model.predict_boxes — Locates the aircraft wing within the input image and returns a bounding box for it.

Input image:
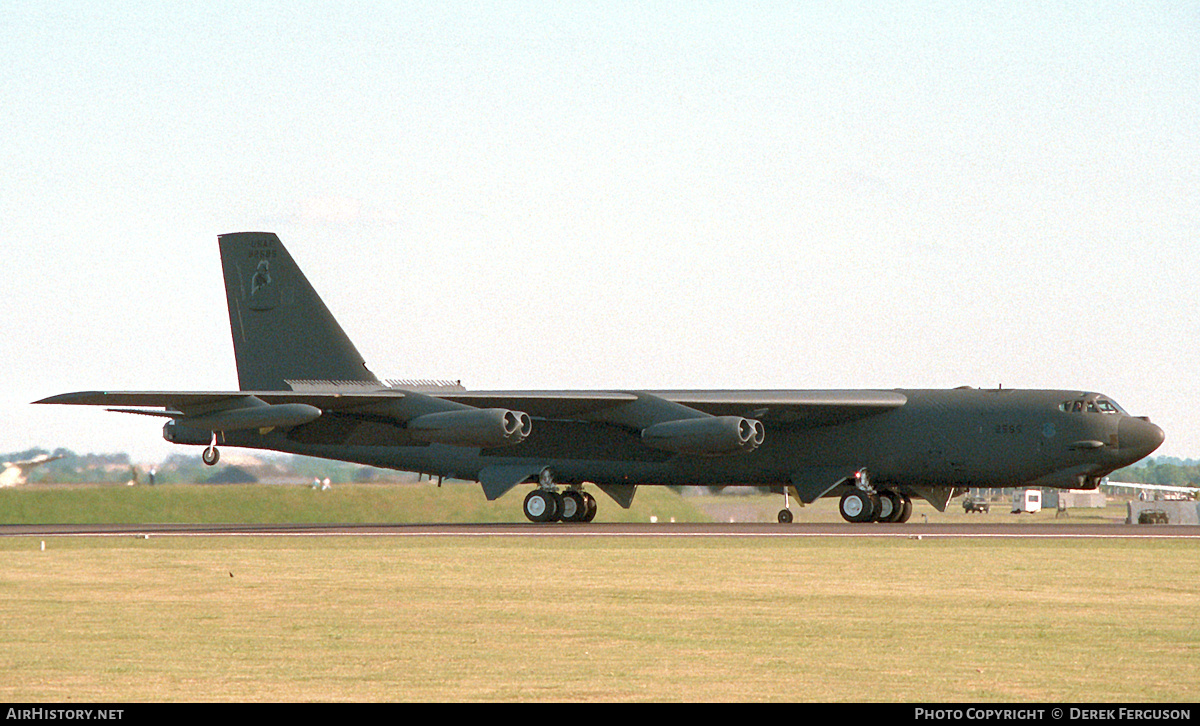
[37,388,906,428]
[654,389,907,426]
[34,389,637,418]
[37,390,412,412]
[441,389,907,427]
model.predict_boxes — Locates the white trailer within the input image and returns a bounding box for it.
[1011,489,1042,513]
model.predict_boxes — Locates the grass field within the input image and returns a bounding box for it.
[0,480,1144,525]
[0,481,704,525]
[1,534,1198,702]
[1,483,1196,702]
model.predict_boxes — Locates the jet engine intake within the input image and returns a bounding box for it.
[641,416,765,455]
[407,408,532,447]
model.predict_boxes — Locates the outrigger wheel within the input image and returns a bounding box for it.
[202,432,220,466]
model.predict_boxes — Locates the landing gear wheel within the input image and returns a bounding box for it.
[778,508,793,524]
[867,492,882,522]
[877,490,904,523]
[545,490,564,522]
[560,490,586,522]
[839,489,877,523]
[523,489,555,523]
[895,494,913,523]
[581,492,598,522]
[202,446,220,466]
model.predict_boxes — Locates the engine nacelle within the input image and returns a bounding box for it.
[641,416,765,455]
[163,421,211,446]
[176,403,323,432]
[407,408,532,448]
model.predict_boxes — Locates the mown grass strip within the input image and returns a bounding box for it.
[1,536,1196,702]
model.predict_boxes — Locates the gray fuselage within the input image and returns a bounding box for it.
[197,387,1162,497]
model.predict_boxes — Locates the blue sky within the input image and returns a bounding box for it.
[2,2,1197,462]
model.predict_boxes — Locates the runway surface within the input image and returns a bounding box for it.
[3,522,1199,538]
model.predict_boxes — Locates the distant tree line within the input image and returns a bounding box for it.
[2,447,132,483]
[1110,457,1200,487]
[9,447,1194,488]
[2,448,399,485]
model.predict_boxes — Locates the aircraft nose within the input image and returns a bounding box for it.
[1118,416,1165,458]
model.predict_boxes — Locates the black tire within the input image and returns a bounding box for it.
[877,490,904,523]
[202,446,220,466]
[778,508,793,524]
[523,490,553,523]
[560,490,586,522]
[545,490,564,522]
[582,492,598,522]
[866,492,882,522]
[839,490,876,523]
[896,495,913,523]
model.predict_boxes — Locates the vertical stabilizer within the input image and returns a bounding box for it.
[219,232,378,391]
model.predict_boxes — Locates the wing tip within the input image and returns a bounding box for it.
[33,391,109,405]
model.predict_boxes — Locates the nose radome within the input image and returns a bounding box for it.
[1118,416,1165,457]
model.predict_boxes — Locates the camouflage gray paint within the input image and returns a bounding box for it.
[38,233,1164,523]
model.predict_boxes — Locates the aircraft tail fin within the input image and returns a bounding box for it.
[218,232,378,391]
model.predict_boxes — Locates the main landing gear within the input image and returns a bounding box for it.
[837,470,912,524]
[523,469,598,523]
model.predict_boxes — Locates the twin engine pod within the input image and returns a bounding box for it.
[407,408,533,448]
[641,415,765,455]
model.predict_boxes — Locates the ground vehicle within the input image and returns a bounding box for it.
[1137,510,1169,524]
[963,496,990,513]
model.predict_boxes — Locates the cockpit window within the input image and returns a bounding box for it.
[1060,397,1126,415]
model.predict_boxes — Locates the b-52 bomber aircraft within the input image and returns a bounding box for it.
[38,233,1165,524]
